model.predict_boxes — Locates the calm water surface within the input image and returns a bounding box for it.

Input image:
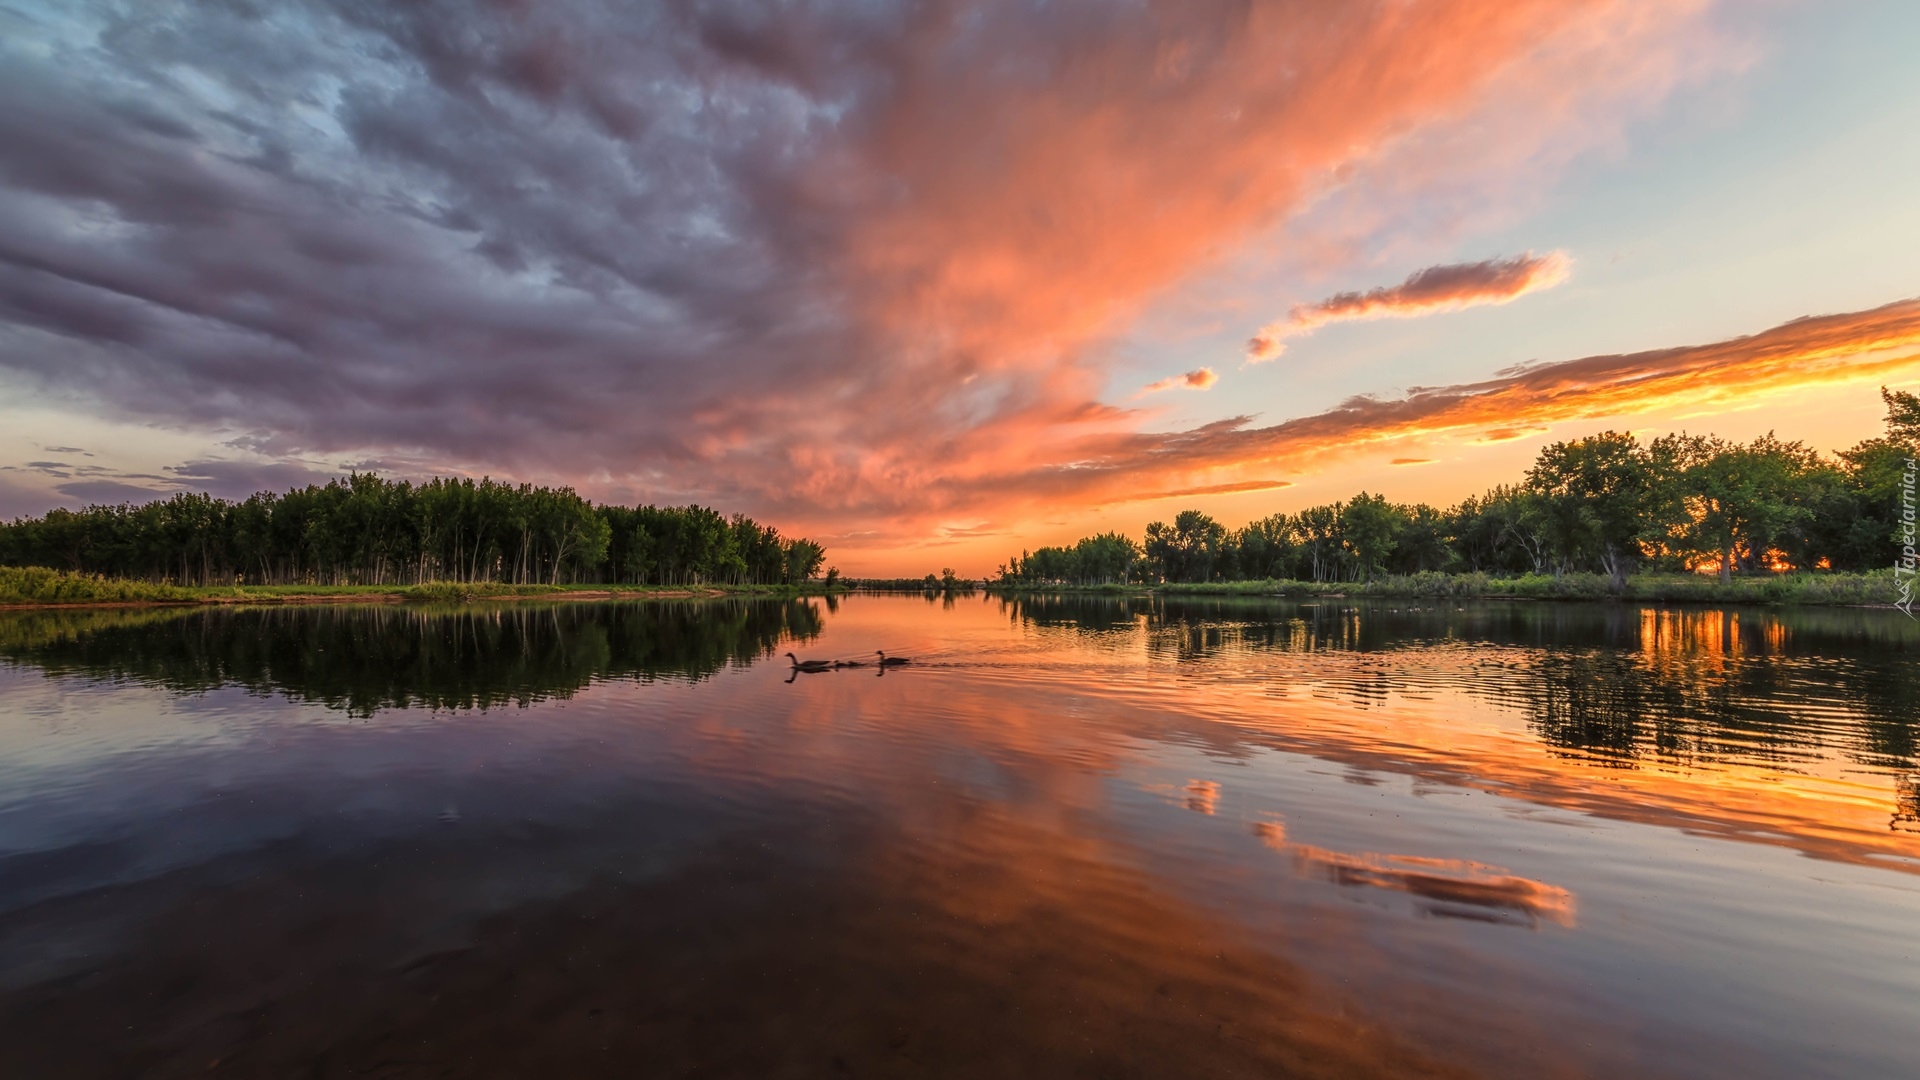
[1,595,1916,1078]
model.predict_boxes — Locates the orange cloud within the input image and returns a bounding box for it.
[819,296,1920,553]
[1475,426,1553,443]
[1248,252,1571,362]
[1138,368,1218,396]
[684,1,1728,550]
[1,0,1740,579]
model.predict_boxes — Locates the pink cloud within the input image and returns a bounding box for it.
[1003,298,1920,511]
[0,0,1741,576]
[1139,368,1218,396]
[808,296,1920,566]
[1248,252,1571,362]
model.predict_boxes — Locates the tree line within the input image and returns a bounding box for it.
[0,474,827,588]
[998,388,1920,588]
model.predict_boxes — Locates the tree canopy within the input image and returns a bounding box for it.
[0,475,825,588]
[996,388,1916,588]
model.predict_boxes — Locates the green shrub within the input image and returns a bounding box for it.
[399,581,566,602]
[999,568,1903,607]
[0,566,203,604]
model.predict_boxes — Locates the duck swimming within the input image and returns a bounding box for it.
[786,652,832,672]
[876,650,912,667]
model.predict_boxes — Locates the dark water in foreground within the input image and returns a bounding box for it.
[1,596,1916,1078]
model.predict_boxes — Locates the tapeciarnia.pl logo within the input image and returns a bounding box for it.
[1897,456,1916,618]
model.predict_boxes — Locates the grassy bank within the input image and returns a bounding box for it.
[1,567,207,604]
[992,569,1905,607]
[394,581,842,601]
[7,564,1902,609]
[0,567,849,607]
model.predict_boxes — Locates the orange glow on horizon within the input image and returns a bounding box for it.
[822,300,1920,575]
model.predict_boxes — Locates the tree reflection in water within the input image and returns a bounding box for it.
[0,600,824,717]
[1000,594,1920,775]
[5,595,1911,775]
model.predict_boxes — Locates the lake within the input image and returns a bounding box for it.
[1,595,1915,1078]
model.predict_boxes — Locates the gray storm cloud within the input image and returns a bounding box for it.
[0,1,1718,544]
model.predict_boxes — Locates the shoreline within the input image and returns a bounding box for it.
[0,584,851,612]
[984,589,1904,611]
[1,570,1904,612]
[979,570,1906,610]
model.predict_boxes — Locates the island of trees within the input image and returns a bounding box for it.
[997,388,1919,592]
[0,476,829,589]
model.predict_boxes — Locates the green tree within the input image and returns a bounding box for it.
[1525,432,1667,589]
[1072,532,1140,584]
[1234,514,1298,580]
[1338,493,1399,581]
[1295,505,1341,582]
[1659,433,1822,582]
[1816,387,1920,569]
[1144,510,1228,583]
[0,478,819,589]
[1389,503,1453,574]
[785,538,827,583]
[1881,385,1920,443]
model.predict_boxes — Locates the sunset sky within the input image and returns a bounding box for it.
[2,0,1918,575]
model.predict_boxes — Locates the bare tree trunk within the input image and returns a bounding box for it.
[1604,545,1627,592]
